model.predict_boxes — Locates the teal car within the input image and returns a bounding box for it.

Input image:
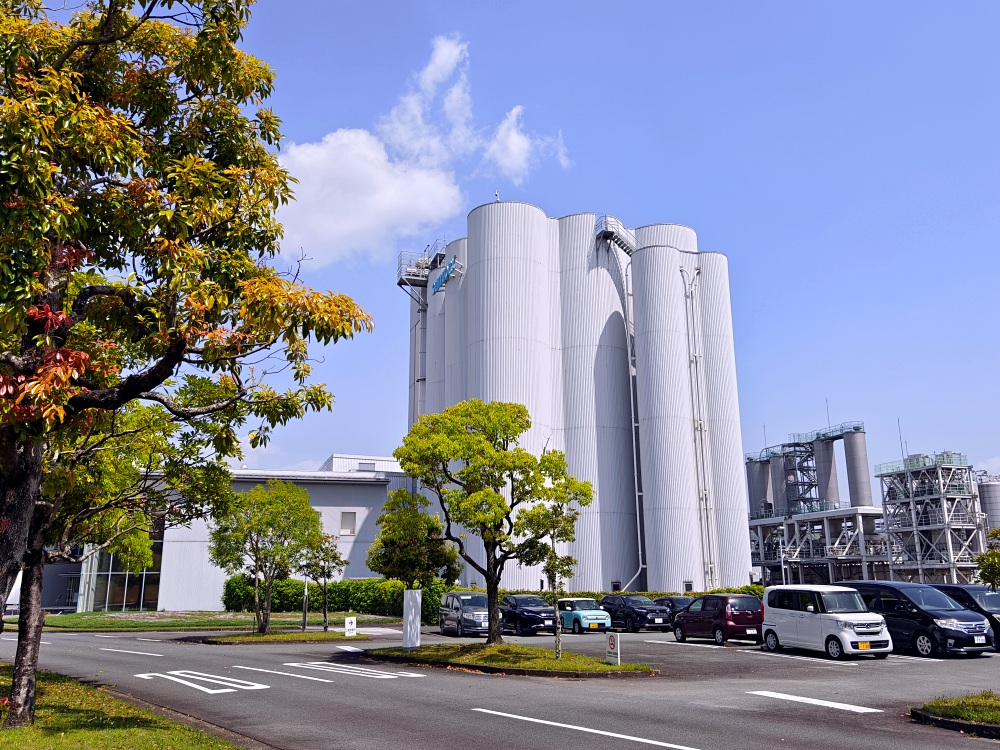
[558,598,612,634]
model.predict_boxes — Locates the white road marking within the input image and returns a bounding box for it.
[100,648,163,657]
[472,708,701,749]
[136,671,270,695]
[1,636,50,644]
[136,638,162,642]
[137,673,235,694]
[745,650,857,666]
[748,691,882,713]
[335,645,363,652]
[94,635,119,638]
[231,665,335,683]
[889,654,942,663]
[284,661,423,678]
[644,639,723,649]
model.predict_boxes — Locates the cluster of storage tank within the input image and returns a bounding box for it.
[746,426,874,515]
[405,201,752,592]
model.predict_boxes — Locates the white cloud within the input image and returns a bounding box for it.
[276,34,568,267]
[977,455,1000,475]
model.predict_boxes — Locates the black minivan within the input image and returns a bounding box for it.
[851,581,994,657]
[931,584,1000,652]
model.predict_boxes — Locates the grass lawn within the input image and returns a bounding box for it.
[202,630,371,645]
[923,691,1000,725]
[4,610,400,632]
[0,664,239,749]
[369,643,651,673]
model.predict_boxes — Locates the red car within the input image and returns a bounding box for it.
[673,594,763,645]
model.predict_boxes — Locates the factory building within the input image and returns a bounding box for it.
[747,422,889,585]
[398,201,752,592]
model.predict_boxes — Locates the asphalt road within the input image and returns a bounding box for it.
[2,625,998,750]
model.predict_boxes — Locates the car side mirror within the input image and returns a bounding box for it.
[806,604,815,613]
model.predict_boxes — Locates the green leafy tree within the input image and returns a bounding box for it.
[976,528,1000,592]
[367,489,461,590]
[0,0,371,727]
[393,400,593,644]
[209,479,322,635]
[299,533,347,631]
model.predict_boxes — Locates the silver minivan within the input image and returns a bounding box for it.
[762,584,893,660]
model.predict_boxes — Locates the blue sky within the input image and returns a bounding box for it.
[237,1,1000,485]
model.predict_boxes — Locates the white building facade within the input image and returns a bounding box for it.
[399,201,752,593]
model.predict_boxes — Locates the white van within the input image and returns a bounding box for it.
[762,584,893,660]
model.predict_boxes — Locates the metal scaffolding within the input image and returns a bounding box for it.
[877,452,987,584]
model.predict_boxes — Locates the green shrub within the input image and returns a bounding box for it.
[222,575,764,624]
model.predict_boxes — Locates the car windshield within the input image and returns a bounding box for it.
[971,590,1000,613]
[570,599,600,610]
[908,587,962,611]
[728,597,760,611]
[821,591,867,614]
[623,596,654,605]
[458,595,487,607]
[671,597,693,607]
[517,597,549,608]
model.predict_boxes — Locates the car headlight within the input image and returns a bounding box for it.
[835,620,854,630]
[634,608,647,614]
[934,618,963,630]
[462,613,475,620]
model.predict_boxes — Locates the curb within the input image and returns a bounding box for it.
[180,634,372,645]
[910,708,1000,740]
[366,652,658,678]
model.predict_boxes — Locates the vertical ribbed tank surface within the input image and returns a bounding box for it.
[814,439,841,505]
[843,431,873,507]
[465,202,555,589]
[424,264,447,416]
[746,460,772,514]
[631,242,703,591]
[978,482,1000,530]
[769,455,788,516]
[442,239,468,412]
[557,214,638,591]
[697,251,752,587]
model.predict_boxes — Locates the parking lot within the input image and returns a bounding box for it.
[3,626,997,749]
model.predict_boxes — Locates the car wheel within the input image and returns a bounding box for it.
[572,619,583,635]
[764,630,780,651]
[825,636,844,660]
[625,616,638,633]
[515,620,526,637]
[673,624,686,642]
[713,627,726,646]
[457,619,464,637]
[913,631,936,658]
[439,617,447,636]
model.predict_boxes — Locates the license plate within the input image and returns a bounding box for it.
[858,642,870,650]
[653,618,663,624]
[975,635,986,644]
[589,623,599,629]
[746,628,757,635]
[544,620,553,626]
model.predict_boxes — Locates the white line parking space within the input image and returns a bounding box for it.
[644,640,723,650]
[1,636,50,644]
[471,708,702,749]
[335,645,363,652]
[747,691,882,713]
[744,650,857,667]
[136,638,163,642]
[100,647,163,657]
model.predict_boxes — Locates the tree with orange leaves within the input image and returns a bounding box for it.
[0,0,372,726]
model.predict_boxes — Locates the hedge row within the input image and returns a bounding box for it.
[223,576,765,625]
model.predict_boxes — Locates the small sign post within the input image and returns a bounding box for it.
[605,631,620,666]
[344,616,357,638]
[403,589,422,649]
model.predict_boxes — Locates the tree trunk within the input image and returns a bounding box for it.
[485,546,502,644]
[0,431,43,634]
[252,572,262,634]
[260,577,272,634]
[322,574,329,632]
[3,544,44,727]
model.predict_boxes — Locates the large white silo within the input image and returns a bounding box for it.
[424,262,447,416]
[557,213,639,591]
[697,251,752,588]
[978,480,1000,530]
[631,242,704,592]
[442,238,468,411]
[465,201,559,589]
